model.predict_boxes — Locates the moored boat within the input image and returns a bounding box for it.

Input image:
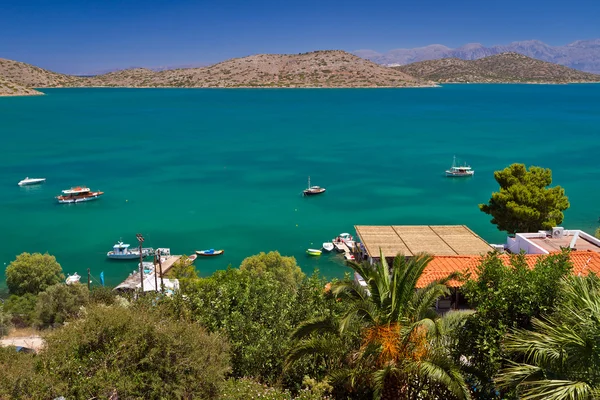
[57,186,104,203]
[307,248,322,256]
[196,249,224,257]
[18,177,46,186]
[65,273,81,285]
[303,176,326,196]
[107,241,153,260]
[322,242,334,252]
[187,254,198,262]
[445,156,474,177]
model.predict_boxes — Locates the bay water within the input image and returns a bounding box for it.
[1,85,599,288]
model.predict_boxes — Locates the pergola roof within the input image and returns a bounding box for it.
[354,225,492,258]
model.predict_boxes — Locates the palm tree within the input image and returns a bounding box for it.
[286,251,472,399]
[495,275,600,400]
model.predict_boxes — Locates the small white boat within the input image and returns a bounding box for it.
[18,177,46,186]
[187,254,198,262]
[65,273,81,285]
[344,253,355,261]
[322,242,334,252]
[107,241,153,260]
[307,248,322,256]
[445,156,474,177]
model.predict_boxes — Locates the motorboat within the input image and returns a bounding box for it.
[187,254,198,262]
[107,241,153,260]
[335,233,355,250]
[303,176,326,196]
[445,156,474,177]
[306,248,322,256]
[196,249,224,257]
[57,186,104,203]
[18,177,46,186]
[322,242,334,252]
[65,273,81,285]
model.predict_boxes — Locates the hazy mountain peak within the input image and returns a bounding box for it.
[353,39,600,74]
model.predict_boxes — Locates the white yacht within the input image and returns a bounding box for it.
[445,156,474,177]
[18,177,46,186]
[107,241,153,260]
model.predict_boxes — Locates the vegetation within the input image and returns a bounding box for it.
[496,275,600,399]
[240,251,304,292]
[34,282,89,328]
[5,252,64,296]
[458,250,573,398]
[479,164,570,234]
[288,252,472,399]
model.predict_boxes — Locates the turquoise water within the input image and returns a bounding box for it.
[1,85,599,288]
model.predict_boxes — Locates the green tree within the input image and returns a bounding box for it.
[0,303,12,337]
[479,164,569,234]
[35,283,89,328]
[3,294,37,327]
[173,265,344,387]
[289,252,472,399]
[37,304,230,399]
[495,275,600,399]
[459,251,573,398]
[5,252,64,296]
[166,255,199,292]
[595,227,600,239]
[240,251,304,292]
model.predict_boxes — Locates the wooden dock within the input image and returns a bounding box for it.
[114,255,181,291]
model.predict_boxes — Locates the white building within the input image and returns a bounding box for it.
[506,227,600,254]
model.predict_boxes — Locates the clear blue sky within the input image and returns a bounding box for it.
[1,0,599,74]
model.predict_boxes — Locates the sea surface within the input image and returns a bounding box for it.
[1,85,599,289]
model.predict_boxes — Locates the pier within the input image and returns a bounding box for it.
[114,254,182,292]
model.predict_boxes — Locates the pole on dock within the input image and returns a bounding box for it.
[87,268,91,290]
[157,249,164,293]
[136,233,145,293]
[153,253,158,292]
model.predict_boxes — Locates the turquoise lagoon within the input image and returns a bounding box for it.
[1,85,599,288]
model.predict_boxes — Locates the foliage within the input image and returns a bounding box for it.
[5,252,65,296]
[240,251,305,292]
[34,283,89,328]
[165,255,199,292]
[171,266,346,387]
[288,252,472,399]
[37,304,230,399]
[495,275,600,399]
[220,378,328,400]
[595,227,600,239]
[0,303,12,337]
[459,250,573,398]
[3,294,37,327]
[479,164,569,234]
[89,285,118,305]
[0,347,57,400]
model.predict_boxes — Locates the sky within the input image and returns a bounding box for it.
[1,0,599,74]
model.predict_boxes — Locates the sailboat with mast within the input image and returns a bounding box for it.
[445,156,474,177]
[303,176,326,196]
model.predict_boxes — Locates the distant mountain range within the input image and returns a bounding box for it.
[395,53,600,83]
[354,39,600,74]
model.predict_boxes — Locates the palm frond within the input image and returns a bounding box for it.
[518,379,592,400]
[291,316,338,340]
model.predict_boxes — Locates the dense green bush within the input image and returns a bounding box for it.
[3,293,37,327]
[34,283,89,328]
[5,252,64,296]
[37,304,230,399]
[458,250,573,398]
[0,303,12,337]
[221,378,328,400]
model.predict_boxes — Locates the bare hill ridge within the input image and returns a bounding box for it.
[85,51,430,88]
[395,53,600,83]
[0,76,43,97]
[0,51,432,93]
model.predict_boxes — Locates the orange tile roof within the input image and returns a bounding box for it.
[417,251,600,288]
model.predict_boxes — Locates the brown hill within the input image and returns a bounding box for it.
[85,51,431,88]
[0,76,43,97]
[0,58,81,88]
[395,53,600,83]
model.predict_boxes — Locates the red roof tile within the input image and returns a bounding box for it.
[417,251,600,288]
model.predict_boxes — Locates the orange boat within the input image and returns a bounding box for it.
[56,186,104,204]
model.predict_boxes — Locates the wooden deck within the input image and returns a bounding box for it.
[114,255,181,291]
